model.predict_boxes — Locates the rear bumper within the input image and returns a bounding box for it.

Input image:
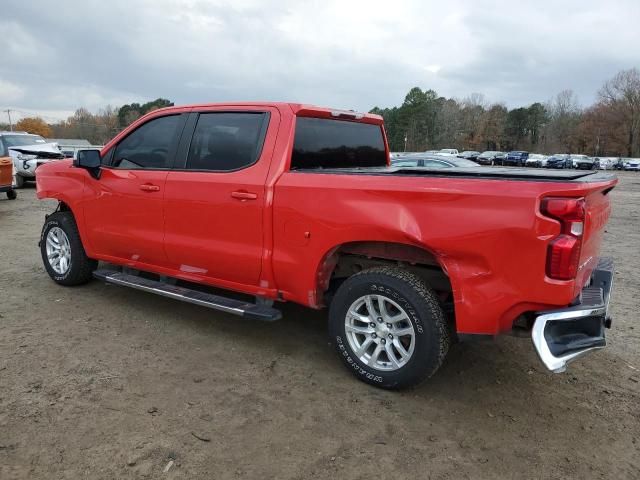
[532,257,614,373]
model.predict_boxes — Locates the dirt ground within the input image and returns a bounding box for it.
[0,173,639,480]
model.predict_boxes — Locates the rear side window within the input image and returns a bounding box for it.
[291,117,386,169]
[186,113,268,171]
[112,115,181,169]
[423,160,450,168]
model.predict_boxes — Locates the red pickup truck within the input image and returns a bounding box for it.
[36,102,616,389]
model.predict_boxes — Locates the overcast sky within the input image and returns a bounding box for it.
[1,0,639,123]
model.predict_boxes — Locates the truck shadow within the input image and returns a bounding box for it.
[95,279,584,409]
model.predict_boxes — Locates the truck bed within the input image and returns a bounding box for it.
[294,166,616,183]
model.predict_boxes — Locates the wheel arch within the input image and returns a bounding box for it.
[43,198,94,257]
[314,240,454,316]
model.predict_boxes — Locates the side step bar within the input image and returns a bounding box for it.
[93,269,282,321]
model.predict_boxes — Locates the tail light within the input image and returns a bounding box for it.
[541,197,585,280]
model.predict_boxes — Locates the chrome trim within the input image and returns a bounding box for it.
[531,257,613,373]
[532,312,605,373]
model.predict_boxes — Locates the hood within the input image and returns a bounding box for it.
[9,143,64,159]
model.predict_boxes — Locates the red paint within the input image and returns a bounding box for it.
[36,102,617,335]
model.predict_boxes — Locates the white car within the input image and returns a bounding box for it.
[436,148,459,157]
[525,154,548,167]
[624,158,640,171]
[596,157,617,170]
[0,131,64,188]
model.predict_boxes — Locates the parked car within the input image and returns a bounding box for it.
[570,155,593,169]
[36,102,617,389]
[596,157,618,170]
[436,148,459,156]
[611,158,626,170]
[476,151,505,165]
[624,158,640,171]
[457,150,480,160]
[392,155,479,168]
[0,131,65,188]
[0,156,17,200]
[546,154,572,169]
[503,151,529,167]
[525,154,547,168]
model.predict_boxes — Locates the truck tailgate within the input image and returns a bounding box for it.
[576,183,614,289]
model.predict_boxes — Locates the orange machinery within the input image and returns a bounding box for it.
[0,156,17,200]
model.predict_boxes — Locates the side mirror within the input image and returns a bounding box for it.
[75,149,101,179]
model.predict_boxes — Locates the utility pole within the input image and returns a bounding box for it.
[3,109,12,131]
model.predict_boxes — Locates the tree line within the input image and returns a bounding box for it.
[0,98,173,145]
[371,68,640,157]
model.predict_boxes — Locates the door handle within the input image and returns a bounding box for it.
[140,184,160,192]
[231,191,258,200]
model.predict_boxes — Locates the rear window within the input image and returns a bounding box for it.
[291,117,386,169]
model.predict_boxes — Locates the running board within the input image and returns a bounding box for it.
[93,269,282,321]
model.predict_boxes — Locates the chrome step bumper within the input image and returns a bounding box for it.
[532,257,614,373]
[93,269,282,321]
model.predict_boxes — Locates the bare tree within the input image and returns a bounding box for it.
[546,90,582,152]
[599,68,640,157]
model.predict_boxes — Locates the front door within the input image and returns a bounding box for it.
[83,113,185,267]
[163,109,277,286]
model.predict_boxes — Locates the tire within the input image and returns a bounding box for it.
[329,266,450,389]
[6,190,17,200]
[15,175,25,188]
[40,211,97,286]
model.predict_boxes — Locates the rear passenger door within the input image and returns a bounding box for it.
[163,108,278,286]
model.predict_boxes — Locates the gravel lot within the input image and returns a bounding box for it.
[1,173,639,479]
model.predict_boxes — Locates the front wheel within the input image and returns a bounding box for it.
[40,211,97,285]
[329,267,450,389]
[6,190,17,200]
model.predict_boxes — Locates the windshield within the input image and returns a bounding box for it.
[3,134,47,147]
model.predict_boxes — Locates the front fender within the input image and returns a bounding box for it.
[36,160,93,255]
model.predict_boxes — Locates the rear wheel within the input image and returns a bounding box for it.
[40,211,97,285]
[329,266,450,389]
[6,190,16,200]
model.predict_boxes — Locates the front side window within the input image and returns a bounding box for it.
[186,112,267,171]
[291,117,387,169]
[112,115,181,169]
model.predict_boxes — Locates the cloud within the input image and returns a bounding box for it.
[0,0,638,117]
[0,78,25,103]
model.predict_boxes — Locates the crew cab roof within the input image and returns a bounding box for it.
[142,102,384,125]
